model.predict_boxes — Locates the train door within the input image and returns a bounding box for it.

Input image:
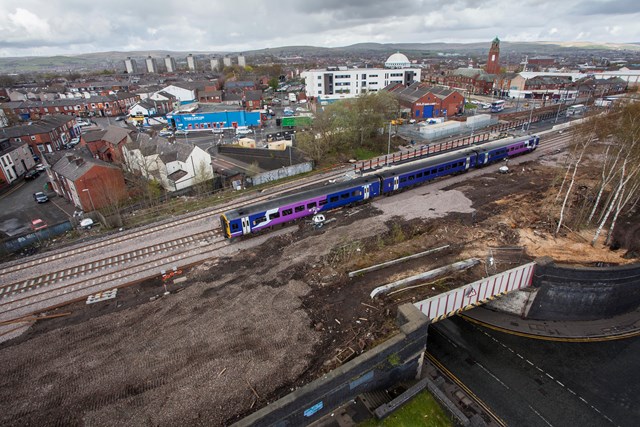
[393,176,399,191]
[241,217,251,235]
[363,185,370,200]
[465,156,471,170]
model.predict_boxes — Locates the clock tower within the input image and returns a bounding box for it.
[486,37,501,75]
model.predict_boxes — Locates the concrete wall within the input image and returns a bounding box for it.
[234,304,430,426]
[527,260,640,321]
[250,162,313,186]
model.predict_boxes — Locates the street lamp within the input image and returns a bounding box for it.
[82,188,95,212]
[387,121,392,157]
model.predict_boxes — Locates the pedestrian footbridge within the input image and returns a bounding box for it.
[414,262,536,322]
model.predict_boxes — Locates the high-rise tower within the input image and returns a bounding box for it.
[486,37,501,75]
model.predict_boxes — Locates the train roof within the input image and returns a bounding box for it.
[477,134,538,152]
[224,175,377,220]
[375,148,476,178]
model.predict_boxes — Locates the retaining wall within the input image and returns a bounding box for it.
[233,304,430,426]
[527,260,640,321]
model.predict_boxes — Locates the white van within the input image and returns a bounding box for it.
[236,127,253,136]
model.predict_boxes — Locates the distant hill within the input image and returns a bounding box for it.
[1,41,638,74]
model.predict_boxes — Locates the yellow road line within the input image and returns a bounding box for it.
[460,314,640,342]
[425,351,507,427]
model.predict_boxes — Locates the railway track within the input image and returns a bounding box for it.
[0,130,575,325]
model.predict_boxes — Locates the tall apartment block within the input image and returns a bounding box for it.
[124,57,138,74]
[210,57,221,71]
[164,55,177,73]
[187,54,197,71]
[145,56,158,73]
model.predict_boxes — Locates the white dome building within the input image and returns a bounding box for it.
[385,52,411,69]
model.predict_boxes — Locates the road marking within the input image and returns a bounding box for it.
[476,362,510,390]
[528,404,554,427]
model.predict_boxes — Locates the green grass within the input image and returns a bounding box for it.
[464,103,477,109]
[353,147,381,160]
[358,391,452,427]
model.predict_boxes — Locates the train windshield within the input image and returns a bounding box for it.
[220,214,231,238]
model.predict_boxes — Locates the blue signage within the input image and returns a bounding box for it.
[303,401,324,417]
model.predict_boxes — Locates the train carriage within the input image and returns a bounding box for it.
[221,134,541,240]
[377,149,477,194]
[221,176,381,238]
[476,135,539,165]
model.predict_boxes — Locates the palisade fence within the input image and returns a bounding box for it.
[0,221,74,256]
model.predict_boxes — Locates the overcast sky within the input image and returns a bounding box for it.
[0,0,638,57]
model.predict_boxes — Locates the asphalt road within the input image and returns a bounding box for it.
[0,173,74,237]
[428,316,639,427]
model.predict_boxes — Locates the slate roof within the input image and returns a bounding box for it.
[51,151,119,182]
[0,138,26,156]
[82,130,107,143]
[0,92,138,110]
[0,115,75,139]
[244,90,263,101]
[129,133,194,163]
[102,126,131,145]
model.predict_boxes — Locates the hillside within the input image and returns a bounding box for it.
[0,41,638,74]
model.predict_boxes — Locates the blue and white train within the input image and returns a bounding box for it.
[220,135,540,239]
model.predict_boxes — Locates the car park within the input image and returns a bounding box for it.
[24,170,39,180]
[33,192,49,203]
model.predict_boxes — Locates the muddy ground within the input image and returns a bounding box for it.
[0,160,637,426]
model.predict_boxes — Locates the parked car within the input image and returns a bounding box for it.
[35,163,46,172]
[80,218,94,229]
[33,192,49,203]
[174,130,189,136]
[159,129,174,137]
[66,137,81,148]
[212,128,224,134]
[115,116,126,121]
[30,218,47,231]
[236,127,253,136]
[24,170,39,180]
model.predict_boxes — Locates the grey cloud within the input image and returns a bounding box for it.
[575,0,640,15]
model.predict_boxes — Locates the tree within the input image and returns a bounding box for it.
[193,159,214,196]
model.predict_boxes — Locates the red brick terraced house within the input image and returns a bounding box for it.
[81,126,133,164]
[0,115,79,158]
[47,151,128,212]
[0,92,139,121]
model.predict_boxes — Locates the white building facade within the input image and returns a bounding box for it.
[302,52,421,104]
